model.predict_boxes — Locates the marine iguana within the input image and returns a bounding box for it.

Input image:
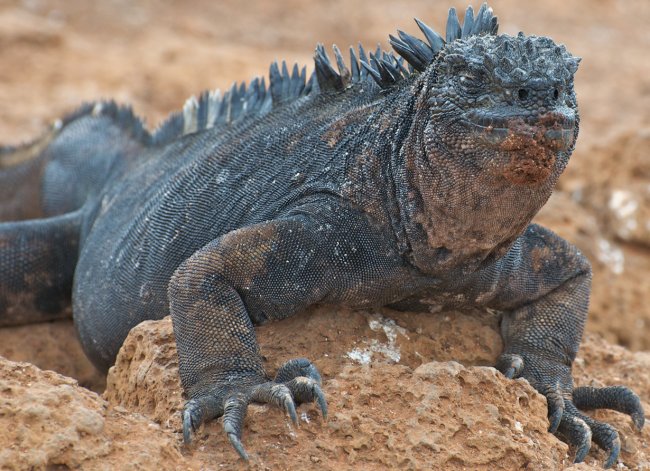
[0,3,644,467]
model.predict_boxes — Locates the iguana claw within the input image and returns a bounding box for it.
[227,432,249,461]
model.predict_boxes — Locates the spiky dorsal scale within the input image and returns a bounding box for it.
[305,70,319,95]
[446,8,462,43]
[461,6,474,39]
[332,45,351,86]
[349,46,361,82]
[414,18,445,54]
[269,61,285,104]
[358,43,369,80]
[389,3,498,79]
[389,34,427,72]
[360,59,383,85]
[153,2,506,145]
[196,91,211,130]
[314,44,345,91]
[289,64,307,98]
[389,30,435,73]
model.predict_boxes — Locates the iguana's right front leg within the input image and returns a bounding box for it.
[168,204,412,459]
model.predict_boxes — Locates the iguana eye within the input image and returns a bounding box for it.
[458,74,483,93]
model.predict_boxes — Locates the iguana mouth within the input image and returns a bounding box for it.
[462,110,576,185]
[465,110,575,151]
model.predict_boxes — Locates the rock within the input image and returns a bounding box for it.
[567,129,650,248]
[0,320,105,392]
[0,357,188,470]
[100,307,650,470]
[104,318,183,429]
[604,184,650,246]
[1,309,648,470]
[0,9,62,48]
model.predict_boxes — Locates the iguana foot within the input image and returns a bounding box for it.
[182,358,327,460]
[496,353,644,468]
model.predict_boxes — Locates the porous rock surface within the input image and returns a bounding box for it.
[2,309,650,470]
[0,358,184,470]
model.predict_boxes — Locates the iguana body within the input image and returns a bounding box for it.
[0,4,643,467]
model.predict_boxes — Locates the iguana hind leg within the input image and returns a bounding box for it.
[1,103,148,222]
[0,209,82,326]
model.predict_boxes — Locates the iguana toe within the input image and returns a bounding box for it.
[573,385,645,430]
[560,400,621,468]
[274,358,328,418]
[274,358,322,384]
[496,350,640,468]
[495,353,524,379]
[284,377,328,419]
[543,383,565,433]
[558,408,593,464]
[182,395,222,444]
[251,382,298,424]
[222,393,250,460]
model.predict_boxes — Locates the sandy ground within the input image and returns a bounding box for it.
[0,0,650,469]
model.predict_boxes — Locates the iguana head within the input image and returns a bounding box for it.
[423,31,580,185]
[375,4,582,270]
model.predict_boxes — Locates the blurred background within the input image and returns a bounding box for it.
[0,0,649,351]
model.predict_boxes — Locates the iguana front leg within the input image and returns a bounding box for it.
[461,224,643,468]
[168,202,412,459]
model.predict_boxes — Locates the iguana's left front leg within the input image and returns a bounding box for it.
[461,224,643,468]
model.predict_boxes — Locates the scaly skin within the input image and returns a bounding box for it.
[0,4,643,467]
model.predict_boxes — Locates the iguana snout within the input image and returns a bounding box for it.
[467,108,576,152]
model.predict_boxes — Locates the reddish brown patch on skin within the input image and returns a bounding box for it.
[496,118,559,185]
[216,224,279,287]
[321,106,372,148]
[323,120,345,148]
[530,245,553,273]
[343,149,388,225]
[286,126,308,153]
[378,112,393,133]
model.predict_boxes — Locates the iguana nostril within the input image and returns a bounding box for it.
[517,88,530,101]
[553,88,560,100]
